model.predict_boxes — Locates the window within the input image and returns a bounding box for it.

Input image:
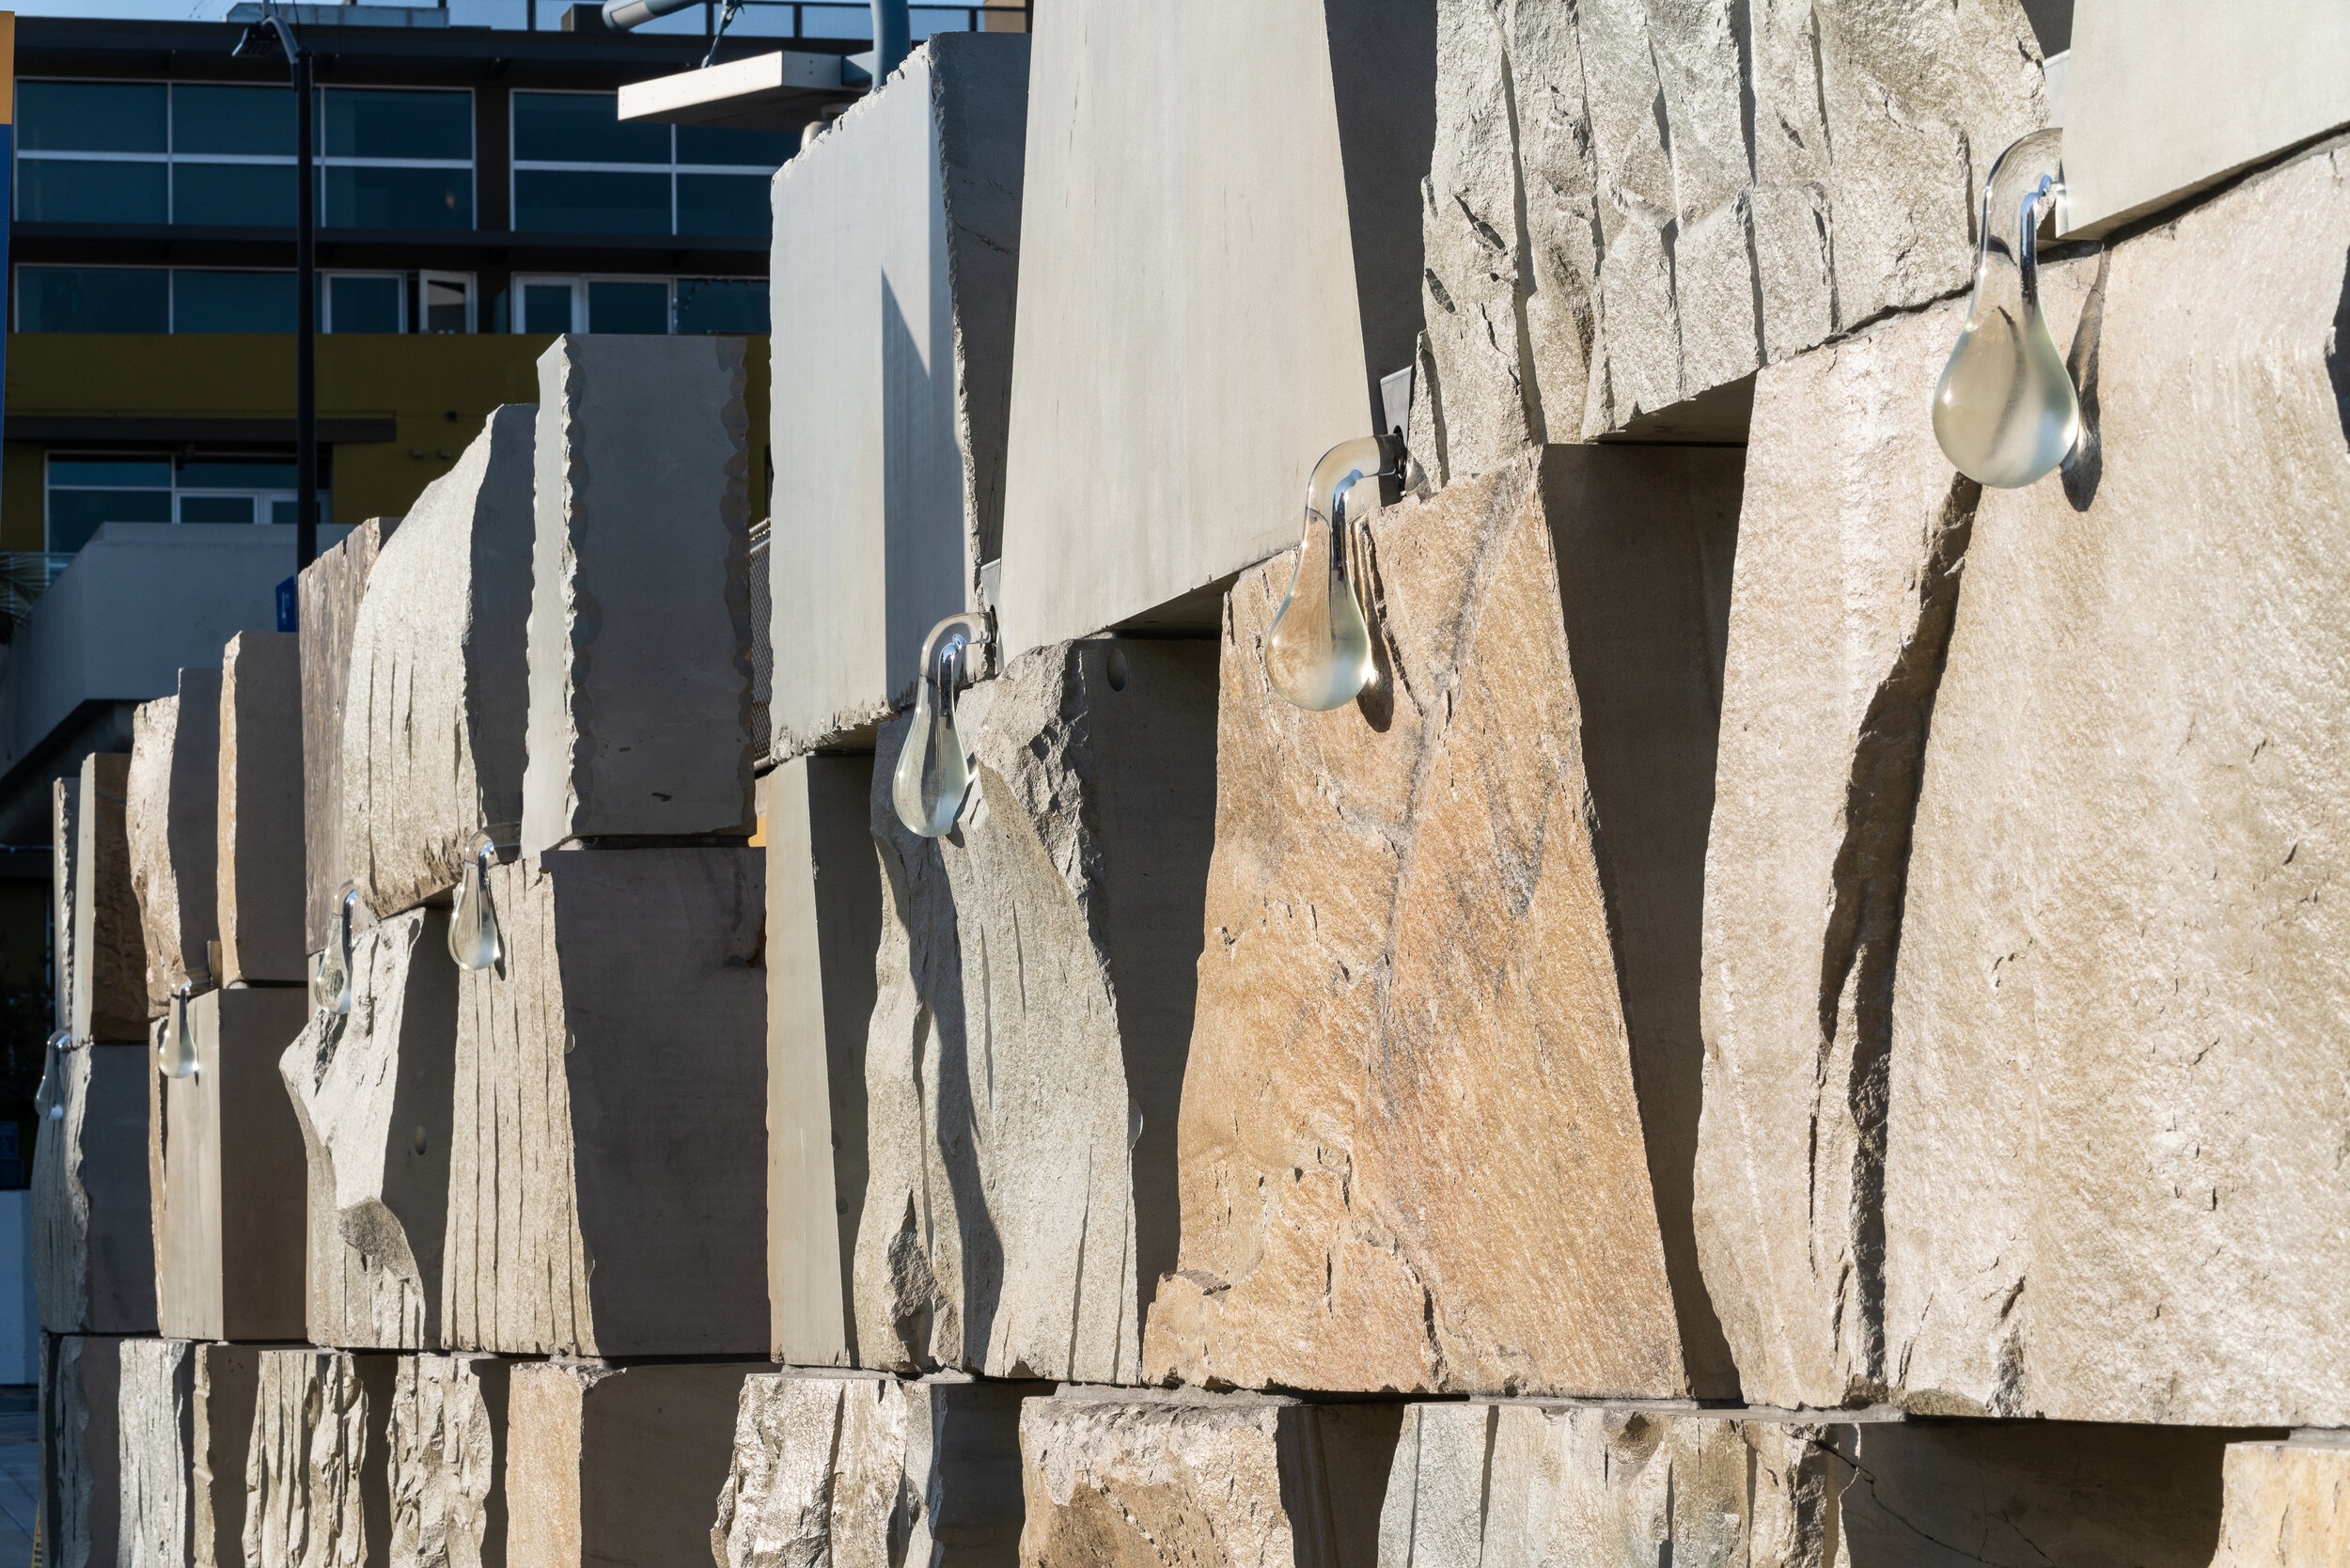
[17,264,478,334]
[509,274,768,336]
[17,266,167,332]
[44,453,322,553]
[172,269,294,333]
[510,91,785,238]
[322,272,405,333]
[321,87,474,229]
[420,271,476,333]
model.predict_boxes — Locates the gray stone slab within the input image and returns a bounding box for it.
[33,1043,155,1335]
[389,1353,509,1568]
[217,631,306,985]
[191,1343,260,1568]
[70,755,147,1043]
[993,0,1436,661]
[243,1349,396,1568]
[767,34,1028,759]
[39,1333,121,1568]
[342,408,534,918]
[51,779,73,1036]
[302,517,401,954]
[522,337,754,855]
[127,670,222,1013]
[116,1338,191,1568]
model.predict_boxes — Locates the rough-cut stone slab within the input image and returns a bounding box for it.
[70,755,148,1042]
[1378,1403,2247,1567]
[39,1333,123,1568]
[522,336,754,855]
[282,907,459,1350]
[341,408,534,918]
[244,1349,396,1568]
[158,986,309,1342]
[1885,142,2350,1427]
[763,755,880,1368]
[1689,296,1978,1413]
[768,35,1028,757]
[34,1041,155,1333]
[117,1338,192,1568]
[2210,1441,2350,1568]
[217,631,306,984]
[994,0,1436,660]
[128,670,223,1011]
[1418,0,2048,473]
[860,637,1216,1385]
[303,516,400,954]
[52,776,75,1033]
[1017,1389,1398,1567]
[507,1360,773,1568]
[446,847,765,1356]
[712,1371,1027,1566]
[1148,447,1741,1398]
[192,1343,262,1568]
[389,1354,509,1568]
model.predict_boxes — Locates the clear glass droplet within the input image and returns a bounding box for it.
[893,614,988,839]
[159,988,197,1080]
[1935,127,2080,489]
[449,833,503,972]
[1265,436,1392,711]
[37,1029,70,1121]
[313,882,358,1016]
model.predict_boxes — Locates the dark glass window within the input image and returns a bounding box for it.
[676,277,767,335]
[49,458,170,487]
[513,168,668,235]
[322,88,471,161]
[677,174,769,238]
[181,458,296,488]
[325,166,472,229]
[588,279,668,334]
[47,489,170,551]
[326,274,403,333]
[20,82,165,152]
[173,162,296,227]
[173,84,294,156]
[677,123,797,166]
[19,159,167,224]
[522,282,573,333]
[18,267,169,332]
[179,495,255,523]
[172,270,295,332]
[511,92,667,165]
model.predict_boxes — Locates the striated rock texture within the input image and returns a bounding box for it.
[127,670,223,1011]
[507,1360,772,1568]
[1418,0,2047,476]
[1148,447,1741,1398]
[244,1350,396,1568]
[522,336,754,855]
[1017,1389,1399,1568]
[1884,143,2350,1426]
[858,638,1217,1385]
[341,408,534,919]
[72,754,149,1042]
[302,517,401,954]
[282,908,460,1350]
[40,1334,123,1568]
[712,1372,1026,1566]
[389,1354,509,1568]
[1689,295,1979,1412]
[446,848,765,1356]
[33,1041,155,1333]
[2209,1442,2350,1568]
[193,1344,263,1568]
[217,631,307,983]
[117,1339,193,1568]
[52,776,75,1033]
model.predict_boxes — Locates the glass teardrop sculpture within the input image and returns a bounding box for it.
[449,833,502,972]
[1265,436,1392,711]
[37,1029,70,1121]
[159,989,197,1080]
[313,882,358,1016]
[1934,127,2080,489]
[892,614,989,839]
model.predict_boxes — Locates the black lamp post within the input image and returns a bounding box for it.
[233,3,319,572]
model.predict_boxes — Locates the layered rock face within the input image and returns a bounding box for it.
[244,1350,396,1568]
[302,516,401,954]
[339,406,534,917]
[34,1040,155,1333]
[1148,447,1741,1398]
[216,631,306,984]
[40,1334,124,1568]
[281,907,460,1350]
[2209,1441,2350,1568]
[445,847,765,1356]
[192,1343,262,1568]
[128,671,223,1010]
[858,638,1217,1384]
[116,1339,191,1568]
[1418,0,2048,477]
[68,754,147,1041]
[389,1354,509,1568]
[1016,1389,1399,1568]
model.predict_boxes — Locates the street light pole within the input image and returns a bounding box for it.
[234,3,318,570]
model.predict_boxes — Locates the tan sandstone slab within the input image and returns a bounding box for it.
[128,671,222,1012]
[859,637,1217,1385]
[1148,446,1741,1399]
[191,1343,262,1568]
[68,755,146,1043]
[52,776,73,1034]
[389,1354,510,1568]
[33,1041,154,1334]
[117,1339,191,1568]
[217,631,306,984]
[302,516,400,954]
[2208,1440,2350,1568]
[244,1349,396,1567]
[39,1333,123,1568]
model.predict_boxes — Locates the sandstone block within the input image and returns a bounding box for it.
[117,1338,191,1568]
[507,1360,773,1568]
[1885,141,2350,1426]
[33,1041,155,1334]
[995,0,1436,659]
[1016,1389,1398,1567]
[282,907,460,1350]
[446,847,765,1356]
[158,986,308,1341]
[522,336,753,855]
[52,776,74,1034]
[303,516,401,954]
[389,1354,509,1568]
[70,755,149,1042]
[2210,1441,2350,1568]
[763,756,881,1367]
[192,1343,262,1568]
[39,1333,122,1568]
[769,34,1028,758]
[244,1349,396,1568]
[128,670,223,1011]
[341,408,534,918]
[712,1371,1026,1566]
[218,631,306,984]
[1148,446,1740,1399]
[860,637,1216,1384]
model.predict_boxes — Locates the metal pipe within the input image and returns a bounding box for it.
[295,46,317,570]
[870,0,907,78]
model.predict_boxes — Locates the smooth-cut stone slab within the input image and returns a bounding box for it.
[1148,447,1740,1398]
[390,1354,509,1568]
[190,1343,262,1568]
[1017,1389,1399,1567]
[713,1371,1028,1566]
[217,631,306,984]
[40,1333,123,1568]
[861,637,1217,1384]
[1886,142,2350,1427]
[33,1042,156,1334]
[71,754,148,1042]
[446,847,765,1356]
[303,516,401,954]
[342,408,534,918]
[2209,1441,2350,1568]
[244,1349,396,1568]
[159,986,309,1342]
[1688,295,1978,1412]
[282,907,460,1351]
[128,671,223,1012]
[522,336,754,855]
[994,0,1436,660]
[117,1338,192,1568]
[507,1360,774,1568]
[768,34,1028,758]
[763,755,880,1368]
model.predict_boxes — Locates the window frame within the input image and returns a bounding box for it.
[509,87,778,238]
[419,269,478,334]
[321,268,409,334]
[42,449,308,550]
